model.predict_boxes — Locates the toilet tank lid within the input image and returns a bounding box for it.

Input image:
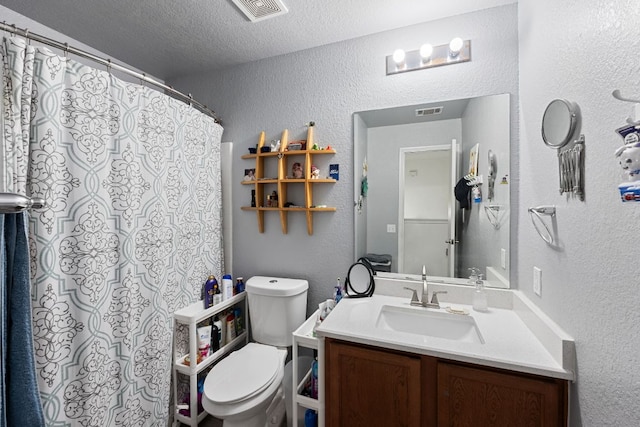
[246,276,308,297]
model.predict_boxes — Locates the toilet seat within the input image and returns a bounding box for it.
[204,343,281,404]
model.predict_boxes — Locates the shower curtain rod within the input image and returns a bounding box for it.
[0,192,46,213]
[0,22,221,123]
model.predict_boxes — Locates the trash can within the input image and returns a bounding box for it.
[283,355,313,427]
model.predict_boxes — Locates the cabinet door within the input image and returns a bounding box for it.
[326,339,421,427]
[437,361,568,426]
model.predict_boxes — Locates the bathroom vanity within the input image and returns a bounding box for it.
[325,339,567,426]
[316,289,574,426]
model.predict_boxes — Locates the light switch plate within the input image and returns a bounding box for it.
[533,267,542,296]
[501,248,506,269]
[387,224,396,233]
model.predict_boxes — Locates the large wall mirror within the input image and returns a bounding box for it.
[353,93,510,288]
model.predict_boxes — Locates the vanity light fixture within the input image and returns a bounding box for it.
[386,38,471,75]
[448,37,464,58]
[419,43,433,63]
[392,49,406,69]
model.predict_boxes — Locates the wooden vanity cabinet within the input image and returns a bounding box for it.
[437,361,568,426]
[325,339,422,427]
[325,338,569,427]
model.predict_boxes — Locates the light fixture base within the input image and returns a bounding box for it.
[386,39,471,75]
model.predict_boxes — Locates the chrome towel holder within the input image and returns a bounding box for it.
[0,193,46,214]
[528,205,556,245]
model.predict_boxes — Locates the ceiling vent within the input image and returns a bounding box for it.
[230,0,289,22]
[415,106,444,117]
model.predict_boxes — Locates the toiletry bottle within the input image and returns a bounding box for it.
[473,185,482,203]
[214,316,225,348]
[334,278,342,303]
[210,320,220,353]
[311,358,318,399]
[204,275,216,309]
[233,307,243,335]
[305,409,318,427]
[222,274,233,300]
[226,311,236,343]
[472,272,488,312]
[235,277,245,294]
[213,279,222,305]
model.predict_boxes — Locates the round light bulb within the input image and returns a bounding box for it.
[392,49,406,65]
[449,37,464,57]
[419,44,433,60]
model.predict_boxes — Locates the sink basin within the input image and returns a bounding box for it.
[375,305,484,344]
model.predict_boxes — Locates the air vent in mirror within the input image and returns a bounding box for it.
[415,106,443,117]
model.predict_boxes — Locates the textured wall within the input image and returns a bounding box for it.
[518,0,640,424]
[170,4,519,313]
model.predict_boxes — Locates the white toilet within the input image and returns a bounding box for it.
[202,276,308,427]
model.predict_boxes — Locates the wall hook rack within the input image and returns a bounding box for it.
[465,174,483,186]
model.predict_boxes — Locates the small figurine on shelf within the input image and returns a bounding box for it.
[292,162,303,179]
[311,165,320,179]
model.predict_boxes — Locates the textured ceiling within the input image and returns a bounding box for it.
[0,0,515,80]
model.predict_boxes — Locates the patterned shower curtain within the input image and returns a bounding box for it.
[2,36,223,426]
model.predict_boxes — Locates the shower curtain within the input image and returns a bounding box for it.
[1,36,223,426]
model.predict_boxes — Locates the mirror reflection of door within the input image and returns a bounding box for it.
[398,141,458,276]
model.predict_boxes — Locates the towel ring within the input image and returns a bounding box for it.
[528,206,556,244]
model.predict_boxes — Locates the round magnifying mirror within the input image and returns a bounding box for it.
[541,99,578,148]
[347,262,372,294]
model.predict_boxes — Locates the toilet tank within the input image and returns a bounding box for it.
[245,276,308,347]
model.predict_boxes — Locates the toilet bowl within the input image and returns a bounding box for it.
[202,276,309,427]
[202,343,287,427]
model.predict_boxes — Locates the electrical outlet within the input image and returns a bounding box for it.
[387,224,396,233]
[501,248,506,269]
[533,267,542,296]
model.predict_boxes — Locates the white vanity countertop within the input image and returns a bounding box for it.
[315,293,575,381]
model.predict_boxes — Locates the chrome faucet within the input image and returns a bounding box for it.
[421,265,428,305]
[403,265,447,308]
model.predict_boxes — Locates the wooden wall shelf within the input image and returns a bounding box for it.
[241,126,336,235]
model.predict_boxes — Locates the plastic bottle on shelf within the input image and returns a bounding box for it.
[213,316,224,349]
[233,307,243,335]
[304,409,318,427]
[311,358,318,399]
[210,320,220,353]
[226,311,236,343]
[203,275,216,309]
[222,274,233,300]
[235,277,245,294]
[213,280,222,305]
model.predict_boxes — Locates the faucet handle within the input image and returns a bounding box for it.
[430,290,448,305]
[404,287,419,304]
